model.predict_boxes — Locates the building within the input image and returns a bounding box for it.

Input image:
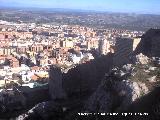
[86,38,99,50]
[16,46,29,53]
[30,44,44,52]
[7,56,19,68]
[0,56,19,68]
[0,47,16,56]
[98,37,111,55]
[0,32,13,40]
[69,52,83,64]
[60,39,74,48]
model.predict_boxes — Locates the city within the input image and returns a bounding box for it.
[0,0,160,120]
[0,19,145,89]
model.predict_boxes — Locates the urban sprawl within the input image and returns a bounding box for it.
[0,20,144,89]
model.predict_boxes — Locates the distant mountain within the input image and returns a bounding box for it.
[0,6,102,13]
[0,8,160,31]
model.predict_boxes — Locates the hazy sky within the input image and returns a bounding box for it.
[0,0,160,14]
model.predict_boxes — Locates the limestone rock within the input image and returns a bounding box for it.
[84,86,112,113]
[136,53,150,64]
[114,80,148,111]
[149,67,157,71]
[84,68,149,113]
[122,64,133,72]
[17,101,62,120]
[147,76,157,83]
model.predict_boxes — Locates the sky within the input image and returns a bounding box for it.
[0,0,160,14]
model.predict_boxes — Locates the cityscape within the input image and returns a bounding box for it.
[0,0,160,120]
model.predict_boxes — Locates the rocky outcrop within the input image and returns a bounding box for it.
[84,84,113,113]
[127,87,160,120]
[0,89,26,113]
[135,53,150,64]
[84,65,149,113]
[17,101,62,120]
[135,29,160,57]
[0,85,49,119]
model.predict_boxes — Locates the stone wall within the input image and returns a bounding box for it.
[135,29,160,57]
[62,53,114,96]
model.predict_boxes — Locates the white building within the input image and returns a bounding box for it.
[98,37,111,55]
[69,52,84,64]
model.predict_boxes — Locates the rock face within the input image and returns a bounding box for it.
[135,29,160,57]
[49,66,66,100]
[114,80,148,111]
[84,65,149,113]
[127,87,160,120]
[84,85,113,113]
